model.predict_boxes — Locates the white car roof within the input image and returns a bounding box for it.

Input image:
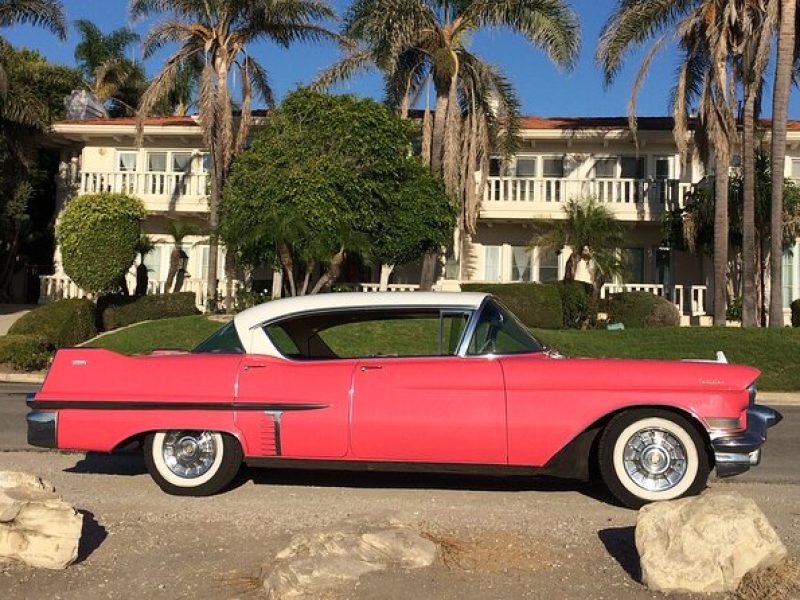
[233,291,490,356]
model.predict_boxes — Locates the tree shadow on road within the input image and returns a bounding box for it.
[77,510,107,563]
[64,452,146,476]
[598,526,640,582]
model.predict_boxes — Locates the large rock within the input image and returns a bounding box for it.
[262,526,438,599]
[636,491,787,594]
[0,471,83,570]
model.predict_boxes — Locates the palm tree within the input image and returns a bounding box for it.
[159,219,201,293]
[73,19,142,112]
[529,198,626,293]
[133,234,155,296]
[598,1,744,326]
[132,0,340,309]
[0,0,66,96]
[769,0,796,327]
[316,0,580,289]
[737,2,775,327]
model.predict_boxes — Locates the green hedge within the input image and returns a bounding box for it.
[0,335,51,371]
[606,291,680,328]
[9,299,98,347]
[553,281,597,329]
[98,292,199,331]
[461,283,563,329]
[792,299,800,327]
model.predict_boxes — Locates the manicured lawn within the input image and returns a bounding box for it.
[87,315,222,355]
[533,327,800,391]
[87,314,800,391]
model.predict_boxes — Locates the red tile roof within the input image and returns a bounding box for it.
[56,115,199,127]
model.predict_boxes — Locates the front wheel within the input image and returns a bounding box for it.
[144,430,242,496]
[598,409,710,509]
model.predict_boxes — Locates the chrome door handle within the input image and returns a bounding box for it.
[360,365,383,372]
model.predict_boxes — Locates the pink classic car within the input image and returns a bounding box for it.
[26,292,781,508]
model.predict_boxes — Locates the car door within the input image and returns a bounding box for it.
[235,355,355,459]
[350,355,507,464]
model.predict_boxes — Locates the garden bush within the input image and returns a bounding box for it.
[791,299,800,327]
[9,299,98,347]
[0,334,51,370]
[57,192,146,294]
[605,291,680,328]
[98,292,199,331]
[553,281,597,329]
[460,283,563,329]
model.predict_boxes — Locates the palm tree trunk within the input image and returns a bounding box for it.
[769,0,796,327]
[713,148,730,326]
[741,94,758,327]
[430,90,449,176]
[310,248,345,294]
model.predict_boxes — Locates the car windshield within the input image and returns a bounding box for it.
[192,321,246,354]
[466,298,543,356]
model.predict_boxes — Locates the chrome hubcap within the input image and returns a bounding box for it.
[162,431,217,479]
[623,428,687,492]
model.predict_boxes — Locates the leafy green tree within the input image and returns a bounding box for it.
[317,0,581,289]
[220,89,456,295]
[132,0,341,308]
[57,193,146,294]
[529,197,626,293]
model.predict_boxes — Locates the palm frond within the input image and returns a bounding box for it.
[311,47,374,91]
[0,0,66,39]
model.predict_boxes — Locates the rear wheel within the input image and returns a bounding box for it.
[598,409,709,509]
[144,430,242,496]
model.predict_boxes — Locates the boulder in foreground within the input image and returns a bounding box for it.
[636,491,786,593]
[0,471,83,570]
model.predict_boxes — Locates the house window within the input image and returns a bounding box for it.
[542,156,565,178]
[143,246,163,282]
[655,157,672,180]
[537,248,559,282]
[783,249,795,308]
[488,158,502,176]
[515,158,536,177]
[201,153,211,173]
[117,151,138,172]
[620,157,645,179]
[791,159,800,179]
[172,152,192,173]
[595,157,616,178]
[484,246,502,281]
[147,152,168,172]
[624,248,645,283]
[511,246,532,281]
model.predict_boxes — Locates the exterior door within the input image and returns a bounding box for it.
[350,356,507,464]
[234,355,355,458]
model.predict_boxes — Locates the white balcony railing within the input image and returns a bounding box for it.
[482,177,693,221]
[79,171,209,212]
[39,275,239,312]
[601,283,708,316]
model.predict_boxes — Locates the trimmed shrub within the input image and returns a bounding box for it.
[0,335,51,371]
[98,292,199,331]
[9,299,98,347]
[554,281,597,329]
[791,299,800,327]
[57,192,146,294]
[606,291,680,328]
[461,283,563,329]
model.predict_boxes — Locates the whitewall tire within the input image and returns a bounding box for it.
[598,409,710,509]
[144,430,242,496]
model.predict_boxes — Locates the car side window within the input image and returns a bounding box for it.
[467,300,543,356]
[263,309,472,360]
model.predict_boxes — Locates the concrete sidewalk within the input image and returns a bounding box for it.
[0,304,35,335]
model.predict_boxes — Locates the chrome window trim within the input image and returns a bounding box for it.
[457,296,545,358]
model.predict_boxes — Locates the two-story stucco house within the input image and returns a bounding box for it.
[43,113,800,322]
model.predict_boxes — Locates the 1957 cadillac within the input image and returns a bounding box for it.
[26,292,782,508]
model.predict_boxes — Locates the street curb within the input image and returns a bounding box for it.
[0,373,44,384]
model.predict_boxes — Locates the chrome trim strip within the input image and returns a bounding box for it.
[27,400,329,412]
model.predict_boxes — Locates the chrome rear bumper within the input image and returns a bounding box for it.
[25,394,58,449]
[712,405,783,477]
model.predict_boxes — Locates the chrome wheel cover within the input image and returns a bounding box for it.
[622,427,688,492]
[161,431,218,479]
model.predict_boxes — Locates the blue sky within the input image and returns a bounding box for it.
[4,0,800,119]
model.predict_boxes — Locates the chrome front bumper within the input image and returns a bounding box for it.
[712,405,783,477]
